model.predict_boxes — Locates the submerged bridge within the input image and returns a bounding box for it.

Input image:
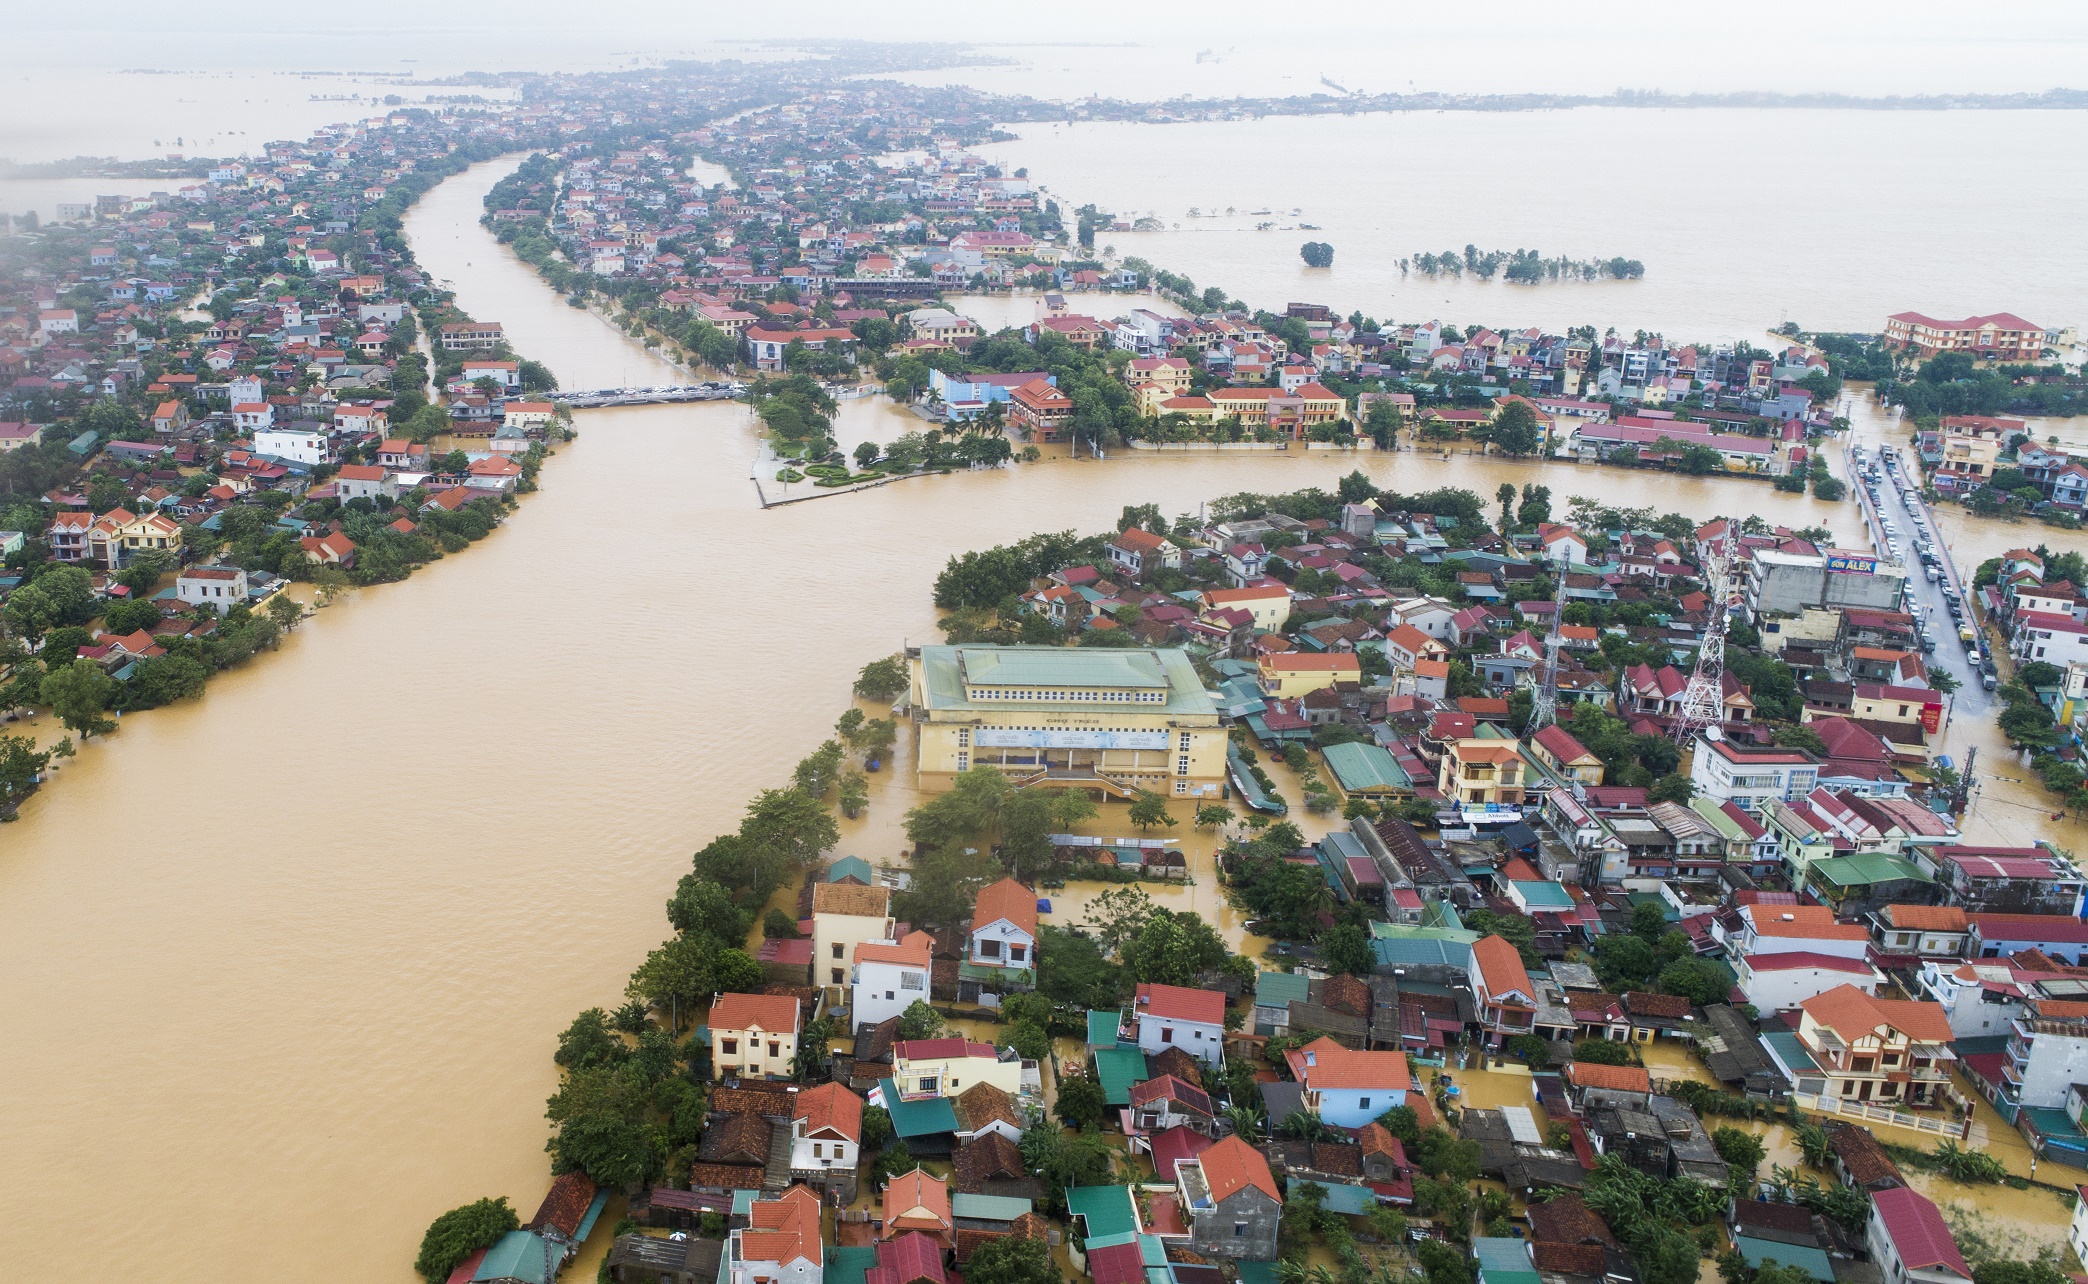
[557,382,746,408]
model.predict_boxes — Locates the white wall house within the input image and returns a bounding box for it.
[1689,735,1820,812]
[252,426,334,466]
[851,931,933,1032]
[968,878,1037,975]
[1735,952,1884,1013]
[1132,982,1226,1065]
[175,565,247,615]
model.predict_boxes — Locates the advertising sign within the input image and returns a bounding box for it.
[1826,554,1880,574]
[973,729,1171,751]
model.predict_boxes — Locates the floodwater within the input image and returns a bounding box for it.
[0,152,2074,1281]
[975,111,2088,342]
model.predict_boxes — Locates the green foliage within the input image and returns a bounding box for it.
[0,731,52,812]
[1126,789,1176,832]
[933,529,1108,610]
[1932,1140,2009,1184]
[1318,923,1374,977]
[414,1197,519,1283]
[1572,1037,1634,1066]
[1657,958,1729,1006]
[545,1065,658,1188]
[1712,1126,1767,1174]
[1036,926,1121,1011]
[1056,1074,1106,1130]
[897,999,944,1041]
[999,1018,1050,1061]
[961,1233,1057,1284]
[1376,1103,1421,1145]
[853,654,909,701]
[1414,1126,1482,1182]
[860,1105,894,1151]
[763,907,799,939]
[40,657,116,739]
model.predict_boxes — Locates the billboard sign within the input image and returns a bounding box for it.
[973,729,1171,751]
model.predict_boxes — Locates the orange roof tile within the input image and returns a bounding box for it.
[972,878,1038,938]
[709,991,801,1034]
[795,1082,863,1143]
[1196,1134,1280,1203]
[1800,984,1953,1043]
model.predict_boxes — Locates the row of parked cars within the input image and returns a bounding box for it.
[1852,444,1997,690]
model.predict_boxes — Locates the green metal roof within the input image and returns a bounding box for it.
[825,1245,878,1284]
[878,1079,959,1138]
[1289,1178,1378,1215]
[1512,880,1575,910]
[1322,741,1412,792]
[1808,853,1931,888]
[473,1231,553,1284]
[1255,970,1310,1008]
[1067,1185,1140,1241]
[951,1193,1033,1221]
[1227,744,1288,815]
[1088,1009,1126,1047]
[827,856,873,883]
[1761,1030,1819,1073]
[1092,1047,1151,1107]
[1237,1263,1281,1284]
[917,645,1214,715]
[1474,1237,1541,1284]
[1689,796,1749,840]
[1733,1235,1834,1282]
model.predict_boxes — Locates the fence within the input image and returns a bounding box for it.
[1792,1091,1982,1143]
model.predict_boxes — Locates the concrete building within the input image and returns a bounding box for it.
[175,565,247,614]
[708,992,800,1082]
[811,881,894,995]
[1132,982,1227,1065]
[851,930,934,1032]
[789,1082,863,1202]
[252,426,335,466]
[1178,1135,1282,1261]
[1282,1035,1412,1126]
[910,645,1226,800]
[1866,1187,1971,1284]
[1745,548,1905,619]
[1999,989,2088,1111]
[1689,736,1819,813]
[728,1187,822,1284]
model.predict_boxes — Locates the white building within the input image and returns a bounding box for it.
[333,464,391,503]
[175,565,247,614]
[1131,982,1226,1065]
[851,930,933,1032]
[252,426,334,466]
[1735,952,1884,1014]
[811,881,894,996]
[1916,960,2036,1040]
[1688,735,1820,813]
[968,878,1037,976]
[1867,1188,1971,1284]
[729,1187,823,1284]
[788,1082,862,1202]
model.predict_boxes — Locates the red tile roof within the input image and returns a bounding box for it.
[709,991,800,1034]
[972,878,1037,937]
[795,1081,863,1143]
[1196,1134,1280,1203]
[1136,982,1226,1026]
[1871,1187,1970,1278]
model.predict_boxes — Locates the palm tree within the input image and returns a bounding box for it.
[1793,1121,1833,1170]
[1224,1104,1266,1141]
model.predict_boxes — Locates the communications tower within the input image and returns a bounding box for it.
[1671,518,1742,745]
[1525,549,1573,736]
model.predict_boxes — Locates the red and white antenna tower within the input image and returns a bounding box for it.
[1671,517,1742,745]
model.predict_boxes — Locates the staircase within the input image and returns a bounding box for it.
[763,1116,795,1191]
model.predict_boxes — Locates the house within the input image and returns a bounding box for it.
[1468,935,1538,1045]
[1177,1134,1282,1261]
[1132,982,1227,1065]
[1689,736,1819,812]
[853,931,934,1032]
[1439,739,1526,809]
[727,1186,823,1284]
[890,1037,1024,1100]
[1201,584,1292,631]
[812,881,895,993]
[1776,985,1958,1112]
[1257,652,1360,698]
[882,1168,954,1247]
[968,878,1038,977]
[176,565,248,615]
[1867,1188,1971,1284]
[1106,527,1180,582]
[253,425,333,466]
[1529,725,1604,786]
[334,463,390,503]
[708,992,801,1081]
[1128,1074,1215,1134]
[1282,1035,1411,1126]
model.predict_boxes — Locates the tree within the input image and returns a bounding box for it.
[1319,924,1373,977]
[1376,1103,1421,1145]
[739,788,839,872]
[999,1019,1050,1061]
[1573,1037,1633,1066]
[1631,900,1669,943]
[860,1104,895,1151]
[1194,804,1233,830]
[854,654,908,701]
[1647,773,1695,804]
[897,999,944,1041]
[1657,958,1727,1006]
[1518,483,1552,527]
[1497,482,1517,531]
[666,874,749,946]
[627,936,716,1033]
[1126,790,1176,832]
[1299,241,1335,268]
[544,1066,656,1188]
[415,1197,519,1282]
[962,1233,1056,1284]
[1056,1074,1106,1130]
[763,907,799,939]
[1713,1126,1767,1175]
[41,658,116,739]
[1493,401,1542,457]
[0,731,52,811]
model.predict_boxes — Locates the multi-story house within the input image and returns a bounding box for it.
[1930,846,2085,916]
[708,992,800,1081]
[1438,739,1526,809]
[1177,1135,1282,1261]
[1105,526,1181,583]
[811,880,894,994]
[1999,989,2088,1110]
[1867,904,1971,967]
[967,878,1037,980]
[1688,736,1819,813]
[1883,311,2043,362]
[728,1186,823,1284]
[851,930,933,1032]
[879,1167,953,1247]
[1781,984,1958,1111]
[789,1082,862,1203]
[890,1037,1024,1100]
[1467,934,1537,1046]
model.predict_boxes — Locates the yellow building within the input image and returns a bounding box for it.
[1255,652,1361,699]
[810,881,894,994]
[1199,585,1292,633]
[1438,738,1527,807]
[708,992,801,1081]
[910,645,1225,799]
[891,1036,1026,1100]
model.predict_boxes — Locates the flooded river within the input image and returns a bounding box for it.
[0,154,2072,1281]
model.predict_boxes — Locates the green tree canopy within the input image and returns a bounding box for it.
[414,1197,519,1283]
